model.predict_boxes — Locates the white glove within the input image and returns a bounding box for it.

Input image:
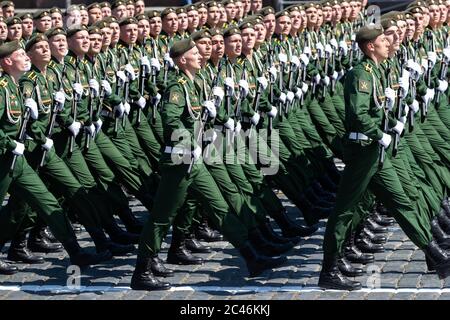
[427,51,437,68]
[152,93,162,105]
[124,101,131,115]
[212,86,224,101]
[224,77,235,94]
[163,53,174,68]
[338,40,348,55]
[89,79,100,97]
[401,105,409,123]
[140,56,150,73]
[410,99,419,114]
[86,124,95,137]
[444,47,450,62]
[316,42,324,54]
[421,88,435,106]
[324,44,333,56]
[437,80,448,93]
[204,130,217,143]
[314,74,321,84]
[398,77,409,98]
[384,87,396,111]
[234,121,241,134]
[295,87,303,99]
[24,98,38,120]
[321,76,330,86]
[53,90,66,105]
[238,79,249,97]
[150,58,161,71]
[137,96,146,109]
[392,121,404,135]
[68,121,81,137]
[290,55,300,68]
[378,133,392,148]
[329,39,338,49]
[303,46,312,57]
[101,80,112,97]
[351,34,356,41]
[42,138,54,151]
[192,145,202,161]
[202,100,216,118]
[268,66,277,81]
[114,102,125,118]
[286,91,295,102]
[224,117,235,130]
[331,71,339,80]
[94,119,102,133]
[299,53,309,66]
[73,83,83,96]
[256,77,268,90]
[301,82,308,94]
[124,64,136,81]
[278,53,287,63]
[12,141,24,156]
[279,92,287,103]
[250,112,260,125]
[268,105,277,118]
[116,70,127,84]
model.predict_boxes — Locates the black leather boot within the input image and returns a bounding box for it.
[167,231,203,265]
[305,187,335,209]
[438,210,450,234]
[117,207,144,234]
[337,256,364,277]
[344,232,374,264]
[131,256,171,291]
[298,194,333,226]
[356,236,385,253]
[194,220,223,242]
[431,218,450,243]
[249,228,293,256]
[41,227,57,243]
[28,226,63,253]
[371,211,394,227]
[87,227,134,257]
[312,181,336,202]
[318,257,362,290]
[423,240,450,279]
[239,241,287,277]
[359,227,387,244]
[365,217,388,234]
[442,199,450,215]
[271,210,318,238]
[8,231,44,264]
[258,220,300,244]
[62,237,112,267]
[103,219,140,245]
[185,233,212,253]
[0,259,18,275]
[150,255,174,277]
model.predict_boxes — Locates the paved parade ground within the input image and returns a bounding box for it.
[1,194,450,301]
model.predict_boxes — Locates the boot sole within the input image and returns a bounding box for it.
[318,279,362,291]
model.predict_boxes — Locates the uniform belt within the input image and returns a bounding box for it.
[348,132,369,141]
[164,146,191,155]
[100,110,114,118]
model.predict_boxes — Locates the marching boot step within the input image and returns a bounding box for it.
[0,259,18,275]
[131,256,171,291]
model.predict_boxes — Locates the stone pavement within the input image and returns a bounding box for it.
[0,195,449,301]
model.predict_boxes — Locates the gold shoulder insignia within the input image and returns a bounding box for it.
[177,78,187,85]
[358,79,370,93]
[27,71,37,81]
[0,78,7,87]
[364,63,373,73]
[160,35,166,39]
[48,60,55,68]
[69,56,76,65]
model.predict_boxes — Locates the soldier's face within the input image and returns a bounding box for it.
[3,6,14,18]
[241,28,256,51]
[290,11,302,30]
[384,26,400,53]
[317,9,323,26]
[138,19,150,40]
[49,34,68,58]
[350,2,359,19]
[135,1,145,15]
[37,16,52,32]
[397,20,407,43]
[405,19,416,40]
[22,19,33,37]
[101,27,112,47]
[251,0,262,13]
[28,40,51,64]
[370,34,390,61]
[178,13,188,31]
[65,10,81,27]
[51,13,63,28]
[429,5,440,24]
[102,7,112,17]
[187,10,199,29]
[440,5,447,22]
[182,46,201,71]
[413,13,424,35]
[110,23,120,44]
[80,10,89,25]
[113,5,128,19]
[5,49,30,73]
[275,16,291,35]
[207,7,220,26]
[89,33,102,54]
[89,8,103,25]
[120,23,138,44]
[225,34,241,58]
[306,7,317,26]
[220,7,227,24]
[7,24,21,41]
[225,4,236,20]
[235,2,244,19]
[423,11,430,27]
[254,23,266,44]
[211,35,224,59]
[332,5,342,21]
[149,17,162,36]
[323,7,332,22]
[198,8,208,26]
[127,5,135,17]
[242,0,251,13]
[263,14,275,37]
[196,38,212,60]
[70,31,91,55]
[341,2,351,19]
[162,13,178,34]
[0,22,7,40]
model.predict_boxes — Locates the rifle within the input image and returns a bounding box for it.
[378,66,391,169]
[278,47,285,122]
[10,108,31,172]
[122,45,133,129]
[69,60,81,155]
[408,77,416,132]
[233,63,246,145]
[137,38,149,126]
[150,38,158,125]
[248,81,263,139]
[392,80,404,158]
[422,30,434,122]
[267,43,275,135]
[434,56,448,106]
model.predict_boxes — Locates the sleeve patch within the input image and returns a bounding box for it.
[358,80,370,93]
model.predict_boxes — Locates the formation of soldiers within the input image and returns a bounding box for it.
[0,0,449,292]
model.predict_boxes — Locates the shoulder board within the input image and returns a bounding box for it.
[237,58,245,66]
[27,71,37,81]
[0,78,7,88]
[364,63,373,74]
[177,78,187,85]
[48,60,56,68]
[69,56,76,65]
[117,43,124,50]
[160,35,166,40]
